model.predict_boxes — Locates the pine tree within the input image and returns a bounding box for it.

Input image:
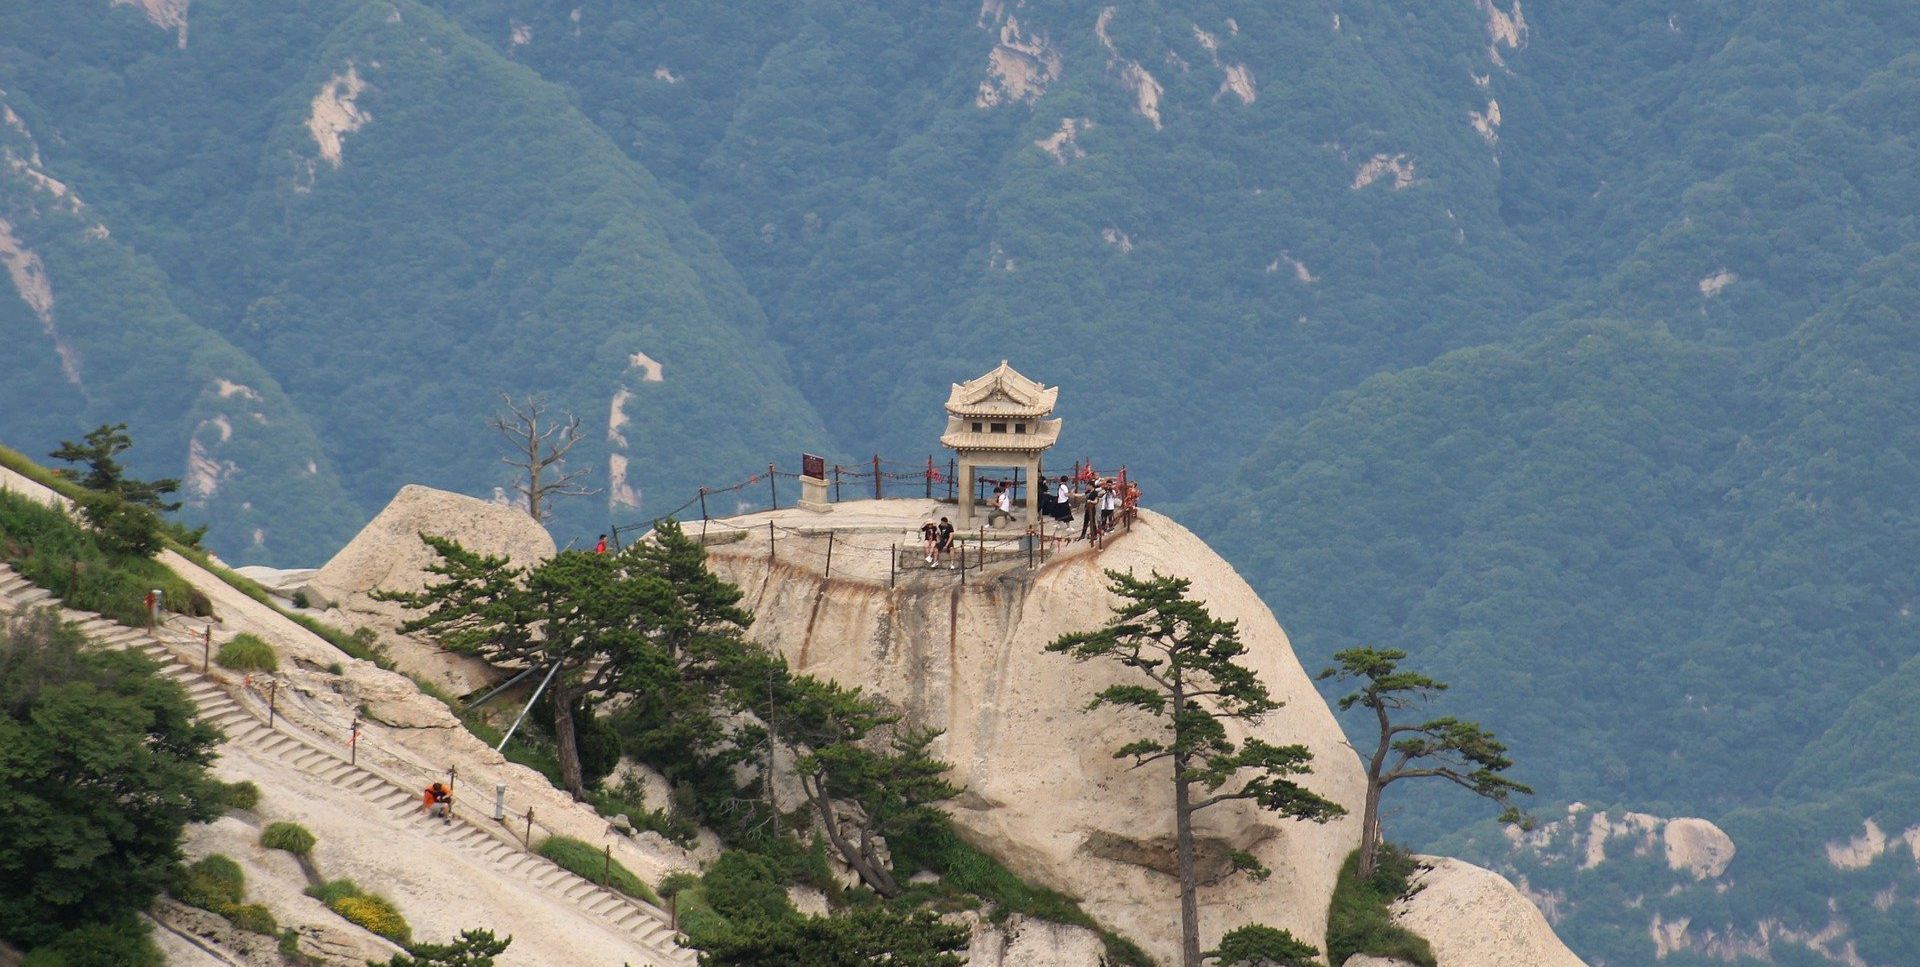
[1318,648,1530,879]
[1047,570,1345,967]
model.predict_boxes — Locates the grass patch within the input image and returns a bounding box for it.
[219,780,261,811]
[536,835,661,906]
[227,903,277,936]
[305,879,410,945]
[659,873,731,948]
[261,822,316,856]
[892,822,1152,966]
[0,489,198,627]
[1326,846,1437,967]
[216,633,278,673]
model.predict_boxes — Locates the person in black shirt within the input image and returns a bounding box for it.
[936,517,956,570]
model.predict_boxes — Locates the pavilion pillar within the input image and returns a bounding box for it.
[1024,456,1040,527]
[956,458,976,525]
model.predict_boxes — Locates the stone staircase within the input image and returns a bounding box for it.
[0,567,695,967]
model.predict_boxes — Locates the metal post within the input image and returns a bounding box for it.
[267,679,277,730]
[525,807,534,848]
[925,455,933,499]
[203,626,211,672]
[824,531,834,578]
[670,894,678,932]
[890,543,896,588]
[833,465,842,502]
[769,463,778,509]
[768,521,775,561]
[948,458,955,501]
[499,663,563,752]
[603,844,612,886]
[493,783,505,821]
[873,454,882,500]
[349,716,360,765]
[978,527,984,570]
[699,487,708,521]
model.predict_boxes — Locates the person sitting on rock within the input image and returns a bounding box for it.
[936,517,956,570]
[920,518,940,567]
[422,782,453,824]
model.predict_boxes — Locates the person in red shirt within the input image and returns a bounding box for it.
[594,534,608,554]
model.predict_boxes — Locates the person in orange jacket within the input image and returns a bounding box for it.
[422,782,452,823]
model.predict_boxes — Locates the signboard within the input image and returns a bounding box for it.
[801,452,826,480]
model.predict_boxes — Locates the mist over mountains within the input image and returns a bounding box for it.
[6,2,1920,962]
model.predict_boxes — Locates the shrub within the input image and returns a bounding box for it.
[332,895,411,945]
[305,879,362,906]
[216,633,278,673]
[702,851,793,927]
[291,590,310,609]
[534,836,660,906]
[228,903,278,936]
[19,917,161,967]
[1325,846,1436,967]
[260,822,316,855]
[219,780,261,811]
[307,879,410,945]
[1207,924,1320,966]
[172,855,245,914]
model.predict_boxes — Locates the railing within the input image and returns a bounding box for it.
[610,455,1136,547]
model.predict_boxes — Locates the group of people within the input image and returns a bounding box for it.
[1058,474,1134,543]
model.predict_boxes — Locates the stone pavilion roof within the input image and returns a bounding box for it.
[943,360,1059,419]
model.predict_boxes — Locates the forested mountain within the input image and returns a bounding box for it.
[4,2,1920,962]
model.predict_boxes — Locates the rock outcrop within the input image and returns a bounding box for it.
[308,484,554,694]
[1394,858,1585,967]
[702,500,1367,962]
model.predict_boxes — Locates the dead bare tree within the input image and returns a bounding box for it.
[490,392,599,523]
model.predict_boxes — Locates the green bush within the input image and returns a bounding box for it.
[332,894,410,945]
[260,822,316,855]
[219,780,261,811]
[534,836,660,906]
[19,917,161,967]
[290,590,310,609]
[228,903,278,936]
[172,855,245,913]
[702,851,794,927]
[216,633,277,673]
[305,879,410,945]
[1325,847,1436,967]
[305,879,363,906]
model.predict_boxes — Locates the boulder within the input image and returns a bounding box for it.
[308,485,555,694]
[1394,857,1587,966]
[958,912,1108,967]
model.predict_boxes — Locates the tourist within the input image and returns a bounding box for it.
[1079,480,1100,541]
[937,516,956,569]
[594,534,608,555]
[1099,479,1118,533]
[995,482,1013,521]
[1054,475,1073,523]
[921,518,940,566]
[421,782,453,824]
